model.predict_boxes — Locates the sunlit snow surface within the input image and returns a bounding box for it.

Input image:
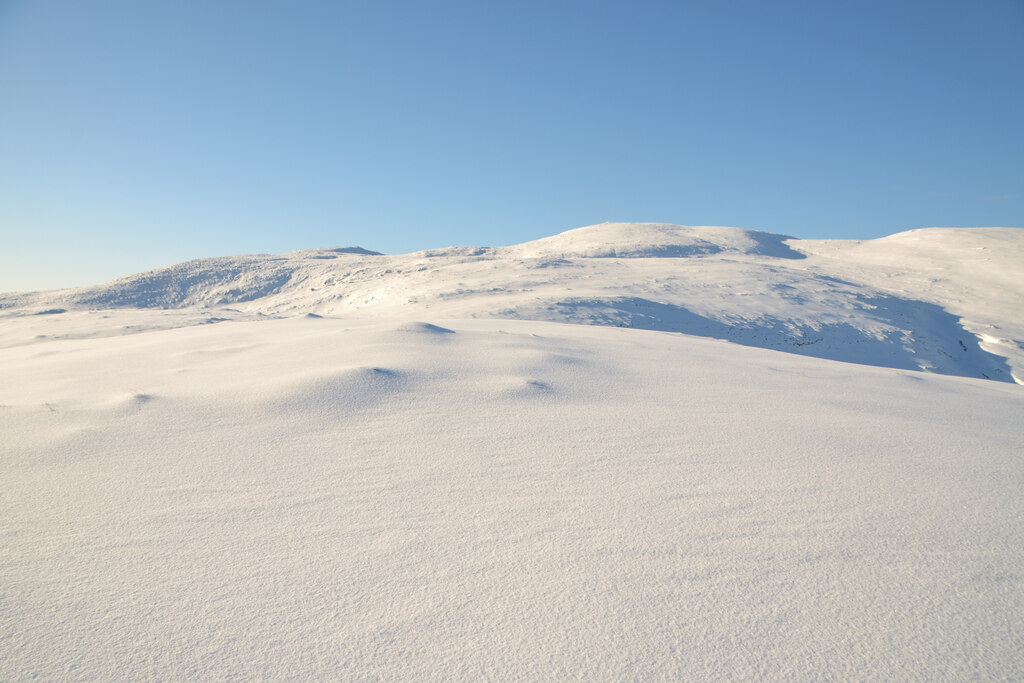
[2,224,1023,678]
[5,223,1021,382]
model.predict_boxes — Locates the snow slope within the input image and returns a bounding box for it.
[3,223,1020,382]
[2,224,1023,679]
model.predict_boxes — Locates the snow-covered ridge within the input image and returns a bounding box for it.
[2,223,1022,383]
[504,222,807,259]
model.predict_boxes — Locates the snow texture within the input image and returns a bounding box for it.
[1,223,1023,679]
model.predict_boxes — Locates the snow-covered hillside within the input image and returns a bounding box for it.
[3,223,1022,382]
[2,223,1023,679]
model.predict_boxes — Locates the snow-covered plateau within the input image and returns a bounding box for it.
[2,223,1023,679]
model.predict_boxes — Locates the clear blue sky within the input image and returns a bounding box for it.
[1,0,1021,291]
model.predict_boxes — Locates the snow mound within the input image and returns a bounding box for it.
[505,222,805,259]
[272,366,407,418]
[392,321,456,335]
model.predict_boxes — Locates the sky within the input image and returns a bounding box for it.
[1,0,1022,292]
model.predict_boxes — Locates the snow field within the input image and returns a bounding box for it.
[2,316,1022,679]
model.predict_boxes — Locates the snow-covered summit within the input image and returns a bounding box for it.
[2,223,1022,383]
[504,222,805,259]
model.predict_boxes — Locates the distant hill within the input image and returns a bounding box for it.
[2,223,1021,382]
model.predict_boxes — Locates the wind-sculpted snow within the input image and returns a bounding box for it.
[74,258,298,308]
[1,223,1021,382]
[505,294,1013,381]
[2,317,1022,679]
[0,246,383,310]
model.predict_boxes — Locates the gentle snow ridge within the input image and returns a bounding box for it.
[3,222,1022,382]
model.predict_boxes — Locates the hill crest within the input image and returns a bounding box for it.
[2,223,1022,383]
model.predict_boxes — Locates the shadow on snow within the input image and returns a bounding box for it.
[536,295,1014,382]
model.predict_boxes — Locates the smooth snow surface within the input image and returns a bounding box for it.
[2,224,1023,679]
